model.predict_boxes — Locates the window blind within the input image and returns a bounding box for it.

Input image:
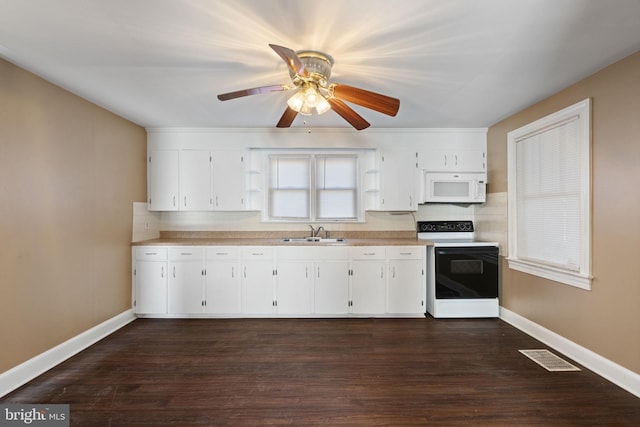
[315,155,358,220]
[515,118,581,271]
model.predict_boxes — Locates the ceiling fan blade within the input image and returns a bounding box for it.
[327,98,370,131]
[331,84,400,117]
[276,106,298,128]
[269,44,307,76]
[217,84,290,101]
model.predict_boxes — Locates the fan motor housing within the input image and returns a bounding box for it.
[290,50,334,87]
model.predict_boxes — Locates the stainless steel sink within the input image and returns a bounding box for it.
[281,237,346,243]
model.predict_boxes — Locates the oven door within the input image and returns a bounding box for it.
[434,246,498,299]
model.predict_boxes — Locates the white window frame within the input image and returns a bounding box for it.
[507,98,592,290]
[264,150,363,223]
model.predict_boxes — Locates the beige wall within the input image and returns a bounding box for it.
[0,58,147,373]
[487,51,640,373]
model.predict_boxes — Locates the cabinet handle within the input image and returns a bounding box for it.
[173,266,176,278]
[455,154,458,166]
[181,252,192,256]
[173,195,176,207]
[216,252,228,256]
[392,266,396,278]
[409,196,413,206]
[231,266,235,278]
[215,196,219,207]
[145,252,157,256]
[184,196,187,207]
[381,266,384,279]
[400,252,412,256]
[317,266,320,278]
[364,253,375,256]
[444,154,447,166]
[306,266,309,278]
[243,266,247,278]
[161,266,164,278]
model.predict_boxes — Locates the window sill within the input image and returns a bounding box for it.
[507,258,592,290]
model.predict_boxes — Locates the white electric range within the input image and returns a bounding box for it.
[417,221,500,318]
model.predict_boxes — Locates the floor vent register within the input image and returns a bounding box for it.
[519,349,581,372]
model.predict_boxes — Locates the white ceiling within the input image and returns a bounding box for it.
[1,0,640,130]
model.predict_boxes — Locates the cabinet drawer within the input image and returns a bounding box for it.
[135,247,168,261]
[206,246,240,260]
[350,246,386,260]
[169,247,203,261]
[387,246,424,260]
[242,246,275,260]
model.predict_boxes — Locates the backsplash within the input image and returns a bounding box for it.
[132,193,507,253]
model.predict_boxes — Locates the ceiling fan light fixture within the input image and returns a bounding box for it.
[315,96,331,115]
[287,84,330,116]
[287,89,306,112]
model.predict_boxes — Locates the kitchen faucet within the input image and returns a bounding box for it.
[308,225,326,238]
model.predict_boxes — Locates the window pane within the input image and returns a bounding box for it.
[270,190,309,219]
[316,156,357,189]
[269,156,310,189]
[317,190,357,219]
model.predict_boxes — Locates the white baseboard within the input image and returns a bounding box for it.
[0,309,136,398]
[500,307,640,398]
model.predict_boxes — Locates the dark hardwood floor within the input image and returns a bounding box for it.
[3,317,639,426]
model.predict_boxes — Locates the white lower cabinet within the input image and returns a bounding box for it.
[387,246,426,314]
[240,247,276,315]
[133,247,168,315]
[277,246,351,316]
[314,258,350,315]
[349,247,387,314]
[168,248,204,315]
[275,259,314,315]
[204,247,240,314]
[134,243,426,318]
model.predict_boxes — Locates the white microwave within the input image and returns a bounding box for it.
[421,172,486,203]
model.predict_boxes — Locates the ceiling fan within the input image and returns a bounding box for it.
[217,44,400,131]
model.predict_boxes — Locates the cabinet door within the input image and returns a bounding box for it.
[180,149,212,211]
[167,248,203,314]
[241,248,275,314]
[387,247,425,314]
[276,261,313,314]
[212,150,245,210]
[422,149,485,172]
[205,260,240,314]
[314,260,350,314]
[148,150,179,211]
[455,150,486,172]
[379,151,417,211]
[350,261,386,314]
[134,261,167,314]
[387,259,425,314]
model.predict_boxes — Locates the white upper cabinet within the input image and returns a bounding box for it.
[421,148,486,173]
[148,149,211,211]
[378,150,418,211]
[148,150,179,211]
[147,147,246,212]
[180,149,212,211]
[417,131,487,174]
[212,150,245,210]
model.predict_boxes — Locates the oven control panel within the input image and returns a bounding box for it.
[417,221,474,233]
